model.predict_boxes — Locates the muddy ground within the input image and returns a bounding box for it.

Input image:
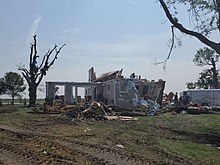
[0,106,220,165]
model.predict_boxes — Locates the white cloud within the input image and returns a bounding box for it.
[20,15,42,61]
[27,15,42,42]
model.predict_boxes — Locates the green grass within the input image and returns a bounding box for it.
[159,139,220,164]
[0,105,49,127]
[139,113,220,134]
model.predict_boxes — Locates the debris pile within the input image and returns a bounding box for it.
[43,100,112,120]
[162,91,220,115]
[42,99,142,121]
[80,102,113,120]
[44,103,75,113]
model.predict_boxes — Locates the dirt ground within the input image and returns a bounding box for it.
[0,124,156,165]
[0,106,220,165]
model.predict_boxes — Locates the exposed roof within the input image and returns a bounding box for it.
[94,69,123,82]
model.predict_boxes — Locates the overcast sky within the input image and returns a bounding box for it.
[0,0,208,98]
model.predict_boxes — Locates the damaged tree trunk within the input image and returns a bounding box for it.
[19,35,65,107]
[28,83,37,106]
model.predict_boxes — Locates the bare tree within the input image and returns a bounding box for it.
[19,35,65,106]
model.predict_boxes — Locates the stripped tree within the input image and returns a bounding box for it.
[19,35,65,106]
[158,0,220,64]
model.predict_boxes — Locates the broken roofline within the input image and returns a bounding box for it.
[94,69,123,82]
[93,68,164,83]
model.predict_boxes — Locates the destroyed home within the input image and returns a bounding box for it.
[45,67,165,108]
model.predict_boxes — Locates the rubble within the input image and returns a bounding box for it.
[40,89,220,121]
[33,94,220,123]
[162,94,220,115]
[165,105,220,115]
[43,100,140,121]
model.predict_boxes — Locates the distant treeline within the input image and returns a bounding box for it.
[0,98,45,105]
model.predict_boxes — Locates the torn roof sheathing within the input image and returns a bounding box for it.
[94,69,123,82]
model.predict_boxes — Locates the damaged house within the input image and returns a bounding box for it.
[46,67,165,108]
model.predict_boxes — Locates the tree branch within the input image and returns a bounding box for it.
[38,54,47,70]
[159,0,220,54]
[155,26,175,69]
[36,72,44,86]
[37,44,65,85]
[21,72,30,85]
[36,46,56,77]
[48,44,66,68]
[18,67,30,76]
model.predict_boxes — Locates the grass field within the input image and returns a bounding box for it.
[0,105,220,164]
